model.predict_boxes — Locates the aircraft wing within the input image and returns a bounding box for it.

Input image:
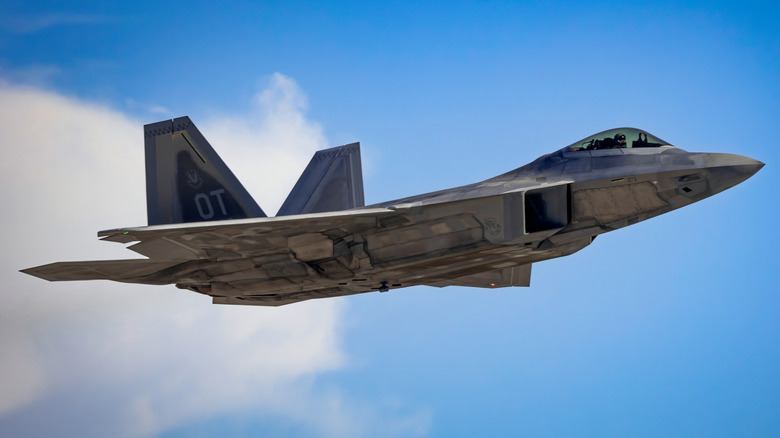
[99,207,398,260]
[25,207,404,306]
[26,196,541,306]
[24,197,530,306]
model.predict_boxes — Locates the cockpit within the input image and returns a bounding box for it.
[565,128,673,152]
[488,127,681,183]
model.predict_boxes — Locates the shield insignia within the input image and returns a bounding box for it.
[185,169,203,189]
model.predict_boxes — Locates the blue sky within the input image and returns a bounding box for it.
[1,1,778,437]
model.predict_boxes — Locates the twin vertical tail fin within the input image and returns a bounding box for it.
[277,142,365,216]
[145,116,364,224]
[144,117,266,225]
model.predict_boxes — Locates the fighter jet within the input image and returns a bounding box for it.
[22,117,764,306]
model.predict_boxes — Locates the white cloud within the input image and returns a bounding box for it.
[0,76,428,438]
[202,73,328,215]
[124,98,172,116]
[0,78,341,437]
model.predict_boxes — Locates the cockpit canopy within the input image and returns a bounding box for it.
[565,128,673,152]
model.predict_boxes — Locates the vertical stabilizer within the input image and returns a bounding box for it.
[145,117,266,225]
[277,143,365,216]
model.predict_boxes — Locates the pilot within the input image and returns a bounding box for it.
[614,133,627,148]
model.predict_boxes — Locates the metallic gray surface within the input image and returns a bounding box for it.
[22,124,764,306]
[145,117,266,225]
[277,142,364,216]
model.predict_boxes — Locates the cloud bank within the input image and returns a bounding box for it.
[202,73,328,215]
[0,76,350,437]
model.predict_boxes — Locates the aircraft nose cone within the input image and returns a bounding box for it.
[706,153,764,193]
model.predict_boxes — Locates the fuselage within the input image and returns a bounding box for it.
[329,127,764,297]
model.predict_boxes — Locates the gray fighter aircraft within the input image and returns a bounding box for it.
[23,117,764,306]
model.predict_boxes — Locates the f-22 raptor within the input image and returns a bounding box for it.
[23,117,764,306]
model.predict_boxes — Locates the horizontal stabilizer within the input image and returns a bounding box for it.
[145,117,266,225]
[277,143,364,216]
[21,259,183,283]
